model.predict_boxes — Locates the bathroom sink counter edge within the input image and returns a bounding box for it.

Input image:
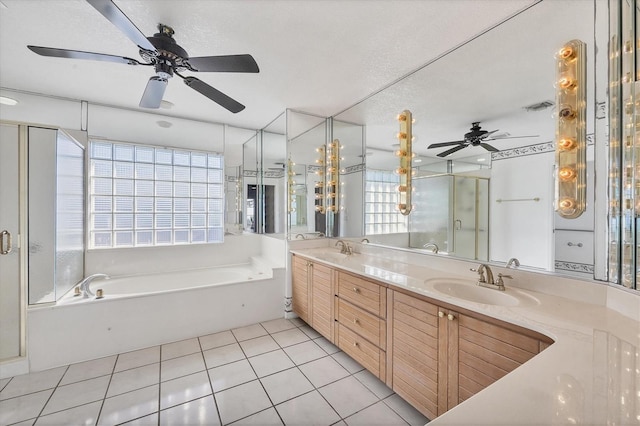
[290,245,640,425]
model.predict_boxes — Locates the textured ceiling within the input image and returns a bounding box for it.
[0,0,536,133]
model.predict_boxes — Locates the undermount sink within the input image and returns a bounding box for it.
[426,278,538,307]
[314,252,352,263]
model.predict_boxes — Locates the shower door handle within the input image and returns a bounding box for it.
[455,219,462,230]
[0,230,12,255]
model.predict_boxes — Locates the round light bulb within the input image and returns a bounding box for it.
[558,167,576,181]
[558,137,577,150]
[559,198,576,210]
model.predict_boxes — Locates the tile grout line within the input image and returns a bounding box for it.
[197,334,224,426]
[31,364,70,425]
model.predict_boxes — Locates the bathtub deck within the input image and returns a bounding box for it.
[0,318,428,426]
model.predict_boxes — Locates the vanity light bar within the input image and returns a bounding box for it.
[314,145,326,214]
[287,159,296,213]
[555,40,586,219]
[326,139,340,213]
[396,110,413,215]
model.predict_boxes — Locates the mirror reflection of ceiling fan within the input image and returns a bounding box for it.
[26,0,259,113]
[427,122,538,157]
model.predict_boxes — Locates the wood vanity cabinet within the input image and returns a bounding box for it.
[291,254,334,341]
[388,289,553,419]
[334,271,387,380]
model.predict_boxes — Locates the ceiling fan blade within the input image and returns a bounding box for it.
[86,0,156,52]
[182,76,245,113]
[188,54,260,73]
[139,76,168,109]
[437,144,468,158]
[479,129,498,140]
[27,45,143,65]
[480,143,499,152]
[487,134,539,140]
[427,140,465,149]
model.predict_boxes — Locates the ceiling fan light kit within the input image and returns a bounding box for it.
[27,0,259,114]
[554,39,586,219]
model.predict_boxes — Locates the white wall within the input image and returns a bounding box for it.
[489,152,554,269]
[339,170,363,237]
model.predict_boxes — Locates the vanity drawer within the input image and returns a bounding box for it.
[335,297,386,350]
[337,271,386,318]
[554,230,594,265]
[336,322,386,380]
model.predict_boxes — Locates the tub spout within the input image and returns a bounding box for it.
[79,274,109,298]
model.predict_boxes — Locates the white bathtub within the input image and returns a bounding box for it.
[28,258,285,371]
[58,259,272,303]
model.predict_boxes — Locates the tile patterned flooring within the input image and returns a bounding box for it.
[0,318,430,426]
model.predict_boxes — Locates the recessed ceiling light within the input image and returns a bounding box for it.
[0,96,18,106]
[159,100,174,109]
[156,120,172,128]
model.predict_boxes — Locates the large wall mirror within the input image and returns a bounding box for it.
[333,0,606,279]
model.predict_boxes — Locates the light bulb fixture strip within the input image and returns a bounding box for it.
[287,159,296,213]
[326,139,340,212]
[396,110,413,215]
[315,145,326,214]
[555,40,586,219]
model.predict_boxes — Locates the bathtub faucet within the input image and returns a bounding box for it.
[78,274,110,298]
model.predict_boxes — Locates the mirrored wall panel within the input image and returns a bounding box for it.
[333,0,601,277]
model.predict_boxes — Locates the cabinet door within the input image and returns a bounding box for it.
[390,291,440,420]
[311,261,333,341]
[291,255,309,323]
[455,313,542,405]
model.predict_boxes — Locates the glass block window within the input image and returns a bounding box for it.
[365,169,408,235]
[89,140,224,248]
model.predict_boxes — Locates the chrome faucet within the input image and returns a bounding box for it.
[78,274,109,298]
[506,257,520,268]
[470,264,510,291]
[295,233,306,240]
[361,238,370,243]
[335,240,352,255]
[423,242,439,253]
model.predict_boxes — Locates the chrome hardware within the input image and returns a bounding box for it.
[74,286,81,296]
[361,238,369,243]
[495,273,512,290]
[295,233,306,240]
[95,289,104,299]
[423,242,439,253]
[567,242,583,247]
[447,313,455,321]
[78,274,110,298]
[0,230,12,255]
[471,264,506,291]
[506,257,520,268]
[353,287,360,293]
[438,311,445,318]
[455,219,462,230]
[335,240,352,255]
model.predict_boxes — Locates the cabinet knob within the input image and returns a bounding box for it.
[567,242,583,247]
[447,313,455,321]
[353,341,359,347]
[438,311,445,318]
[353,318,359,325]
[353,287,360,293]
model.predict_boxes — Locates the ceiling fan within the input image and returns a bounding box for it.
[27,0,259,113]
[427,122,536,158]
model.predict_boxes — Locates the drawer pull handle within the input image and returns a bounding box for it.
[447,313,455,321]
[353,287,360,293]
[438,311,445,318]
[353,341,359,347]
[567,242,583,247]
[353,318,359,325]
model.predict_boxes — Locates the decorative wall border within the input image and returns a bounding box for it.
[492,133,594,161]
[342,163,365,175]
[554,261,594,274]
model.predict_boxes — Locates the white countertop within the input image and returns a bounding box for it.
[289,245,640,425]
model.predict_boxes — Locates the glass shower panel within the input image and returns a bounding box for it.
[55,131,85,299]
[409,175,453,252]
[453,177,477,259]
[477,179,490,262]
